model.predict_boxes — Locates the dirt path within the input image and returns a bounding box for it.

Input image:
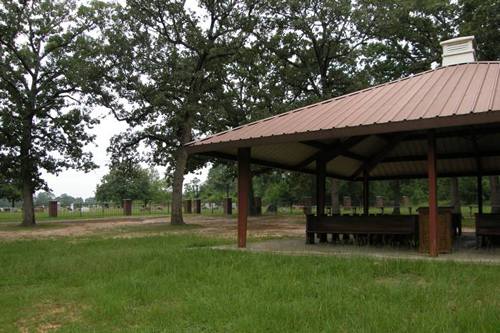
[0,215,307,241]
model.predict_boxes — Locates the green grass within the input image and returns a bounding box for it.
[1,233,499,332]
[0,222,70,232]
[0,210,170,223]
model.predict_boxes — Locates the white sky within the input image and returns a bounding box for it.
[42,110,209,199]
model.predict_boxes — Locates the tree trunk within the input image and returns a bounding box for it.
[392,180,401,215]
[450,177,461,214]
[20,113,36,226]
[490,176,500,213]
[11,198,15,208]
[170,146,188,225]
[21,180,35,226]
[331,178,340,214]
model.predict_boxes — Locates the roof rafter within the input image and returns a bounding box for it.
[351,133,409,179]
[300,140,365,161]
[295,136,368,169]
[198,151,351,180]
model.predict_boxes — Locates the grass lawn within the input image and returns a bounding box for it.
[1,232,499,332]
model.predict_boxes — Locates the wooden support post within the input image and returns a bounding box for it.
[316,158,326,216]
[316,158,327,242]
[238,147,251,248]
[224,198,232,215]
[427,131,438,257]
[363,171,369,215]
[194,199,201,214]
[472,134,483,215]
[477,175,483,214]
[184,199,192,214]
[123,199,132,216]
[48,200,58,218]
[254,196,262,215]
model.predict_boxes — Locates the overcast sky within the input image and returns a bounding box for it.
[42,109,209,199]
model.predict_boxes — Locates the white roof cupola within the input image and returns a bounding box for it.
[440,36,477,66]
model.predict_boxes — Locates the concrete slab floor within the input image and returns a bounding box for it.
[213,232,500,265]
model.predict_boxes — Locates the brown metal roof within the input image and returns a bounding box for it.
[186,62,500,180]
[187,62,500,152]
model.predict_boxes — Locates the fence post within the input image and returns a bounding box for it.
[194,199,201,214]
[184,200,192,214]
[48,200,58,218]
[123,199,132,216]
[224,197,232,215]
[254,197,262,216]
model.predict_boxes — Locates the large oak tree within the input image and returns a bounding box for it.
[92,0,259,224]
[0,0,101,225]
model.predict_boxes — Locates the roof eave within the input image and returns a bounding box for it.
[186,110,500,155]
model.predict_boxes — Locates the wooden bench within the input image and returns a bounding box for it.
[306,214,418,246]
[476,213,500,247]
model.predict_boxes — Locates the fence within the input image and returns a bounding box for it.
[0,200,171,223]
[0,197,488,223]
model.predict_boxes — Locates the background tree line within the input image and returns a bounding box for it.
[187,165,499,210]
[0,0,498,225]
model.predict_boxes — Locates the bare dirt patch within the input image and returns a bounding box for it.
[0,215,306,241]
[17,301,83,333]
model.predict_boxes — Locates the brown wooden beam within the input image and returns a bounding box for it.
[300,141,365,161]
[478,175,483,215]
[472,135,484,215]
[237,147,251,248]
[295,136,367,169]
[401,125,500,142]
[363,170,369,215]
[316,158,326,216]
[428,131,438,257]
[351,133,408,179]
[299,140,331,150]
[368,170,500,181]
[383,150,500,163]
[198,151,350,180]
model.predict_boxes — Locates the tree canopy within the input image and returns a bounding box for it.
[95,164,169,205]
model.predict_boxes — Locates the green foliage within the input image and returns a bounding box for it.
[259,0,372,102]
[359,0,458,83]
[34,191,54,207]
[0,178,21,206]
[198,164,236,202]
[55,193,76,207]
[459,0,500,61]
[95,164,169,204]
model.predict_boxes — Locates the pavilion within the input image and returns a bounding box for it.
[186,58,500,257]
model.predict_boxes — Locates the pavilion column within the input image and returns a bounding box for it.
[363,170,369,215]
[427,131,438,257]
[316,158,326,216]
[477,175,483,215]
[316,158,327,243]
[237,147,251,248]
